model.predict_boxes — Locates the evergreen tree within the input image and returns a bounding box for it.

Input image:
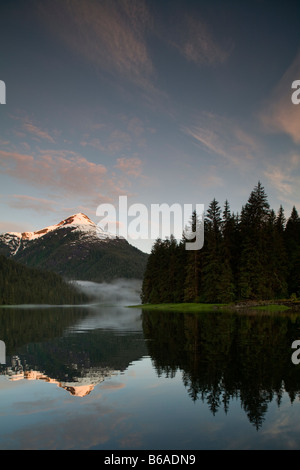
[184,211,203,302]
[141,238,164,304]
[219,200,236,302]
[201,199,224,302]
[238,182,271,300]
[285,207,300,297]
[240,181,270,229]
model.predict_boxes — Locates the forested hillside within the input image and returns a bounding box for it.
[141,182,300,304]
[0,255,88,305]
[9,229,148,283]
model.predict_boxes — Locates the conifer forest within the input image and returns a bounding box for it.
[141,182,300,304]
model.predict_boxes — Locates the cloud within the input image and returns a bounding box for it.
[80,139,105,152]
[9,115,56,143]
[79,117,146,155]
[39,0,157,95]
[0,147,145,210]
[23,120,55,143]
[260,49,300,144]
[126,117,145,137]
[0,149,107,195]
[167,13,232,67]
[263,154,300,207]
[8,195,57,213]
[182,112,261,168]
[115,157,143,177]
[80,130,132,155]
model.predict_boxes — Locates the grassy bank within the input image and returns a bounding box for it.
[129,302,228,311]
[129,300,299,312]
[249,304,291,312]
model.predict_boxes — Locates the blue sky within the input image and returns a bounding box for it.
[0,0,300,252]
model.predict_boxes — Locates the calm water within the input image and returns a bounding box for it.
[1,299,300,450]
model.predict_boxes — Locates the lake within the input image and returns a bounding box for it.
[1,290,300,450]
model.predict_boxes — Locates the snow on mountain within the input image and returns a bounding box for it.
[0,213,116,254]
[0,212,148,282]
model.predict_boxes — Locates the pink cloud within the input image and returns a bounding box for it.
[9,114,56,144]
[263,154,300,207]
[0,149,143,208]
[80,138,105,152]
[182,112,261,168]
[260,49,300,144]
[39,0,156,95]
[8,195,57,213]
[115,157,142,177]
[0,149,107,194]
[23,121,55,143]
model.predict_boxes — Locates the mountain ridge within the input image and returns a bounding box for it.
[0,213,148,282]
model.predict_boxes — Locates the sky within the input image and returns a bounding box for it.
[0,0,300,253]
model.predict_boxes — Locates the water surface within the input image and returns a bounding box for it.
[1,303,300,450]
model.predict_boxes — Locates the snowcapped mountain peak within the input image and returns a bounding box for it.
[54,212,115,239]
[0,212,148,282]
[58,213,95,228]
[0,212,116,255]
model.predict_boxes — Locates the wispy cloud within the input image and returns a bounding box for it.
[182,112,261,168]
[0,147,145,208]
[260,49,300,144]
[39,0,157,95]
[166,13,232,66]
[263,154,300,207]
[0,149,106,196]
[23,120,55,143]
[8,195,57,213]
[115,157,143,177]
[80,138,106,152]
[79,115,148,155]
[9,115,56,144]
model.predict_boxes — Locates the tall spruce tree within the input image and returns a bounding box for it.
[184,211,203,302]
[219,200,236,302]
[238,182,271,300]
[285,206,300,297]
[201,199,224,302]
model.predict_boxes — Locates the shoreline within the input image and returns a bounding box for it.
[129,299,300,312]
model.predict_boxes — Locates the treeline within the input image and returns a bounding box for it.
[0,255,88,305]
[141,182,300,304]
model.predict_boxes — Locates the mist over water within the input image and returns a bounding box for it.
[68,279,143,333]
[73,279,142,306]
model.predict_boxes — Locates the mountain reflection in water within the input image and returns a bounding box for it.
[0,305,147,397]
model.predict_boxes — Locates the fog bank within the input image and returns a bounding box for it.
[73,279,142,306]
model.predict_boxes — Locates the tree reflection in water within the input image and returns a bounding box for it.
[142,309,300,430]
